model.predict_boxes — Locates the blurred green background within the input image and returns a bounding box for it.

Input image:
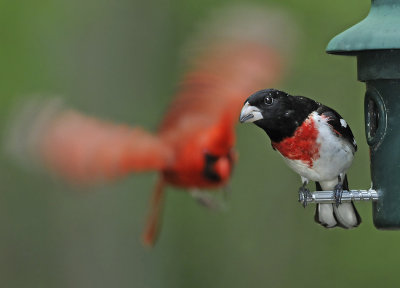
[2,0,398,287]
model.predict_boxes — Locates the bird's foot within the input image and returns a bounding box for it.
[190,189,226,211]
[333,182,343,207]
[298,185,312,208]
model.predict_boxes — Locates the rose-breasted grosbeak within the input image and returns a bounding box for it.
[239,88,361,229]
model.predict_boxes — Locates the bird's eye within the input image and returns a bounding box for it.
[264,96,273,105]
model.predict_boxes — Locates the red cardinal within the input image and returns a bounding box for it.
[8,5,292,246]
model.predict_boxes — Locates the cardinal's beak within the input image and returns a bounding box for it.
[239,102,263,123]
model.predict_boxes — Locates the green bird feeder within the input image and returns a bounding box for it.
[327,0,400,229]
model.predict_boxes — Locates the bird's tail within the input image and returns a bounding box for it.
[5,99,172,185]
[314,176,361,229]
[142,176,166,247]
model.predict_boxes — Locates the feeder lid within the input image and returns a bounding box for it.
[326,0,400,55]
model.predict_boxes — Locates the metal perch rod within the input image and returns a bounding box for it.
[299,189,378,206]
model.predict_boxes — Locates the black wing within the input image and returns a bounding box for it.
[316,105,357,152]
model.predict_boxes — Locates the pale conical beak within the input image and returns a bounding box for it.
[239,102,263,123]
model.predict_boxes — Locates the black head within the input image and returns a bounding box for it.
[239,89,319,142]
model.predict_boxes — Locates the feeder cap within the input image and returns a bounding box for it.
[326,0,400,55]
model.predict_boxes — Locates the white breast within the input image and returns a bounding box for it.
[279,112,355,182]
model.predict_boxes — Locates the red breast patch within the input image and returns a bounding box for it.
[272,116,320,167]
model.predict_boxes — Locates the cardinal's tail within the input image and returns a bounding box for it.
[314,176,361,229]
[142,176,166,247]
[5,99,172,185]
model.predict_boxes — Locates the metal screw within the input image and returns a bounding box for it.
[299,189,378,207]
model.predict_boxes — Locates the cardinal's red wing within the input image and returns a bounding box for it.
[159,41,284,142]
[33,109,172,184]
[156,7,288,190]
[159,4,292,138]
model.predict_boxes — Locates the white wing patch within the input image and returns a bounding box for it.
[340,119,347,128]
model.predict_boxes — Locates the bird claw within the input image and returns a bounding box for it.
[190,189,226,211]
[333,182,343,207]
[298,186,312,208]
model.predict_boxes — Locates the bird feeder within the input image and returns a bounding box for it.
[325,0,400,229]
